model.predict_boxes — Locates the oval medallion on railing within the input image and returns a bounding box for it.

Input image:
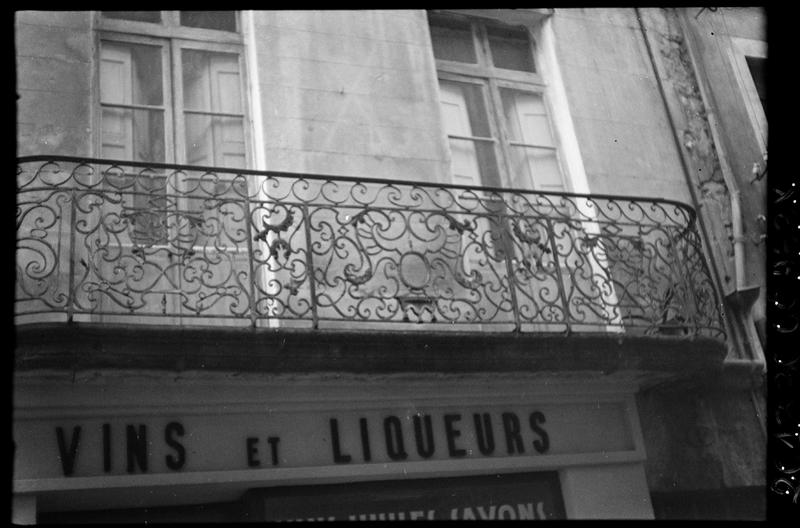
[399,252,431,291]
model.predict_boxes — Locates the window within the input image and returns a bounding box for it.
[96,12,248,249]
[102,11,162,24]
[84,12,252,321]
[428,13,634,334]
[97,11,246,167]
[101,10,238,32]
[180,11,238,32]
[728,37,767,155]
[429,12,564,192]
[99,40,168,163]
[744,56,765,115]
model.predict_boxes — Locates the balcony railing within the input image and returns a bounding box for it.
[16,156,725,339]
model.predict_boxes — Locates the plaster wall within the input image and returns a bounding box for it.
[249,10,451,184]
[15,11,94,157]
[550,8,691,203]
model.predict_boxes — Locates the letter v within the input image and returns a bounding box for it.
[477,505,496,520]
[56,426,81,476]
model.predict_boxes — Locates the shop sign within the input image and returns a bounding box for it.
[14,401,633,480]
[250,471,566,521]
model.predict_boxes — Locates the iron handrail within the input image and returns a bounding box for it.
[15,156,724,340]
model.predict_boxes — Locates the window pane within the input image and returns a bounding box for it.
[439,80,491,138]
[429,16,477,63]
[500,89,561,191]
[102,108,165,163]
[446,138,503,188]
[500,89,554,147]
[508,146,561,191]
[185,114,246,168]
[100,42,163,106]
[100,41,165,164]
[487,25,535,72]
[182,49,245,167]
[745,56,766,115]
[182,50,242,113]
[438,79,500,187]
[102,11,161,23]
[179,11,237,32]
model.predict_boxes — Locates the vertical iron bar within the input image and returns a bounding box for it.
[546,217,571,335]
[301,203,319,329]
[500,210,522,332]
[670,223,701,335]
[66,183,78,324]
[243,183,258,328]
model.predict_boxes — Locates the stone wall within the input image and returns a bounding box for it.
[638,383,766,493]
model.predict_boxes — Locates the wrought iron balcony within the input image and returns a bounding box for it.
[16,156,725,340]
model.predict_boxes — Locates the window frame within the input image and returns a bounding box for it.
[429,12,567,192]
[436,72,501,145]
[491,78,559,188]
[96,31,176,164]
[93,12,253,255]
[170,38,250,169]
[94,11,251,168]
[98,11,242,44]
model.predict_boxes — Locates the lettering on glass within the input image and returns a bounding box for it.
[257,471,566,520]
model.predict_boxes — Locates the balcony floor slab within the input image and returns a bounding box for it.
[15,323,727,386]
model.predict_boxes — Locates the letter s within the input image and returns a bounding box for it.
[529,411,549,454]
[165,422,186,470]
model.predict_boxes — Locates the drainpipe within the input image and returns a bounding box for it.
[672,10,747,299]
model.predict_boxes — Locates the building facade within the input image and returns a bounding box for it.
[14,9,766,521]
